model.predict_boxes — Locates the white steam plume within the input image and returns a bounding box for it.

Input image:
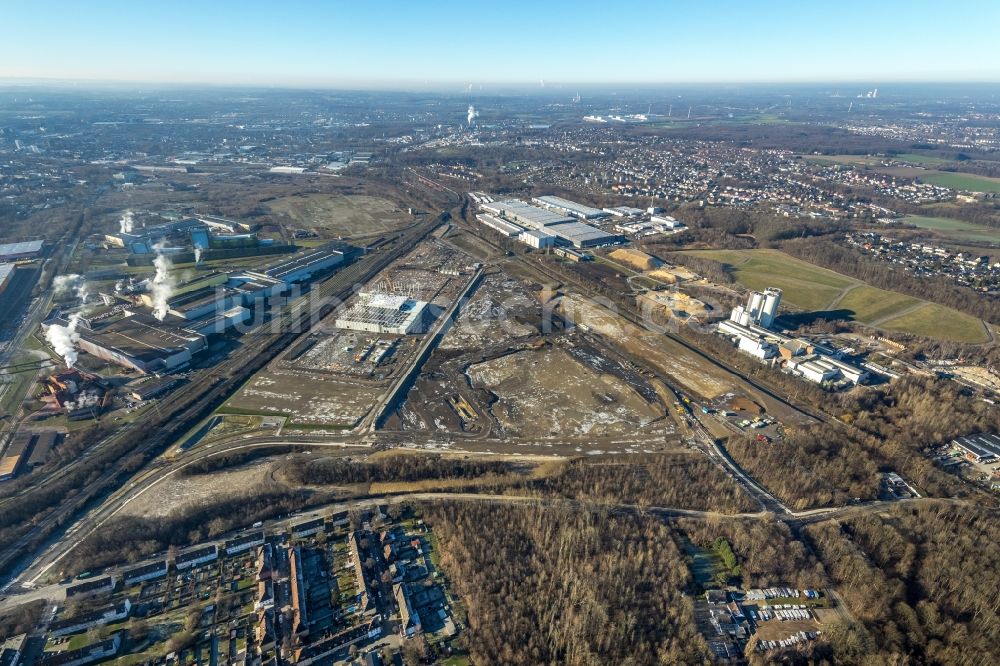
[53,274,81,296]
[45,313,82,368]
[194,247,203,264]
[53,274,90,304]
[467,105,478,126]
[75,281,90,304]
[150,240,175,321]
[66,391,101,411]
[119,210,134,233]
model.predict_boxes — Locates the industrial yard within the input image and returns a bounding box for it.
[467,345,665,438]
[222,239,481,430]
[4,65,1000,666]
[267,193,415,239]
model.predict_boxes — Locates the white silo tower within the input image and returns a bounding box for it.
[759,288,783,328]
[748,291,765,321]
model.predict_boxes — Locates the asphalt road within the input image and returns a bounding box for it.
[0,216,445,587]
[0,483,961,610]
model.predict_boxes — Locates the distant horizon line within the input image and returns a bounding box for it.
[2,75,1000,93]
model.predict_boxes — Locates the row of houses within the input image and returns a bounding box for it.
[67,519,337,600]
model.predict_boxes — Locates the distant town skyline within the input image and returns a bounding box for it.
[3,0,999,88]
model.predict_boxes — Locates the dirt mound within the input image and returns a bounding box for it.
[610,248,662,272]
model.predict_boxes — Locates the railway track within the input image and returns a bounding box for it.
[511,251,832,426]
[0,215,444,585]
[445,212,831,426]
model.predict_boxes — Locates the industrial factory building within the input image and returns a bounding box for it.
[952,433,1000,464]
[195,214,254,233]
[477,198,622,249]
[0,263,14,295]
[476,213,521,238]
[730,288,783,330]
[183,306,252,336]
[105,219,204,254]
[156,285,241,320]
[519,228,557,249]
[603,206,646,217]
[43,312,206,374]
[546,221,621,248]
[334,292,430,335]
[0,240,44,262]
[480,199,574,228]
[787,354,866,385]
[532,195,609,220]
[718,287,867,387]
[246,244,347,285]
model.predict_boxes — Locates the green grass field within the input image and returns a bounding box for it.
[903,215,1000,244]
[681,249,988,343]
[880,303,988,344]
[684,249,852,311]
[835,287,920,324]
[920,172,1000,194]
[805,154,882,166]
[892,153,951,166]
[807,153,951,167]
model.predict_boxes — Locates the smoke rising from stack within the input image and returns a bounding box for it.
[53,274,90,304]
[119,210,134,234]
[66,391,101,411]
[467,105,478,126]
[53,274,80,296]
[150,240,175,321]
[45,313,82,368]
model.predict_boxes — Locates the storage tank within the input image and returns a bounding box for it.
[759,288,782,328]
[748,291,765,320]
[738,310,752,327]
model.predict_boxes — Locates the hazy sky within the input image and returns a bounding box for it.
[3,0,999,88]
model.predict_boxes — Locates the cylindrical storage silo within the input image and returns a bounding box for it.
[749,291,765,319]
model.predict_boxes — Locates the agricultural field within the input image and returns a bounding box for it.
[681,249,988,343]
[919,172,1000,194]
[267,193,411,237]
[903,214,1000,244]
[891,153,951,166]
[803,153,951,167]
[804,154,885,166]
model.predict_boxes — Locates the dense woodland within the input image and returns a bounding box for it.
[805,504,1000,664]
[678,517,826,591]
[724,376,994,510]
[0,600,45,641]
[727,427,880,510]
[281,453,519,486]
[530,454,757,513]
[422,502,712,665]
[679,326,991,509]
[421,497,1000,665]
[66,488,323,574]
